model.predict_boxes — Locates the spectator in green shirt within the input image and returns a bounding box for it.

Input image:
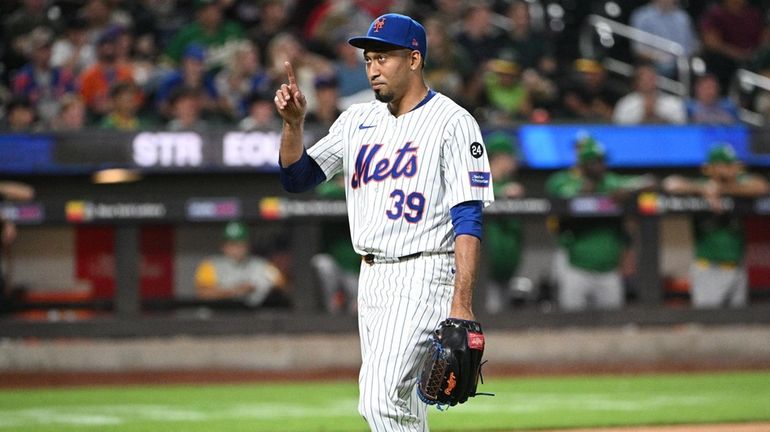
[663,143,769,308]
[164,0,245,70]
[484,132,525,313]
[482,58,532,122]
[546,136,656,311]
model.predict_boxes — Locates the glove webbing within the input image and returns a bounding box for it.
[417,338,449,406]
[417,340,495,410]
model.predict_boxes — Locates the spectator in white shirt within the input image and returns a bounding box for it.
[613,63,686,124]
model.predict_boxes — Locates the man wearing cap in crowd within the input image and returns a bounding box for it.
[560,58,627,122]
[194,221,288,308]
[484,132,526,313]
[156,43,220,119]
[546,136,656,311]
[663,144,769,308]
[78,25,135,116]
[483,58,532,122]
[11,26,76,124]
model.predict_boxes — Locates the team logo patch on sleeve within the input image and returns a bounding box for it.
[469,171,490,187]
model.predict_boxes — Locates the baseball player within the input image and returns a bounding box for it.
[274,13,494,431]
[483,132,525,313]
[312,173,360,314]
[546,137,655,311]
[663,144,769,308]
[194,221,288,308]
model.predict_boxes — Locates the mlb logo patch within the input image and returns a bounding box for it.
[469,171,490,187]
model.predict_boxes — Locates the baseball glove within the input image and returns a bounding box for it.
[417,318,487,407]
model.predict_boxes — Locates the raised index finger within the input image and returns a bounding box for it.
[284,61,297,87]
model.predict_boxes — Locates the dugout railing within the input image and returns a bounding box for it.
[2,123,770,338]
[2,193,770,339]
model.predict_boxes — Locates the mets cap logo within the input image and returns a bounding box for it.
[412,38,419,48]
[373,17,386,32]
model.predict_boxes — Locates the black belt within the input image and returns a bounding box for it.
[362,252,422,265]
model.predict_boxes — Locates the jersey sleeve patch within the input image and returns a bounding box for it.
[469,171,491,188]
[470,142,484,159]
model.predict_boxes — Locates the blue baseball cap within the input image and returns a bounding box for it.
[348,13,427,59]
[96,25,124,45]
[183,43,206,62]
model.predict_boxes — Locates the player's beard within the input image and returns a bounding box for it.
[374,88,394,103]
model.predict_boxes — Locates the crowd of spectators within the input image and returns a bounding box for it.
[0,0,769,133]
[2,1,769,315]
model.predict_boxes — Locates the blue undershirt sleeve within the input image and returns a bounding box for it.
[450,200,483,241]
[279,148,328,193]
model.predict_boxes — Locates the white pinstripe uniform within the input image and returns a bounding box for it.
[308,92,494,430]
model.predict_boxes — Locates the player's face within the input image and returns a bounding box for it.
[707,162,741,182]
[582,158,606,181]
[222,240,249,262]
[363,49,413,103]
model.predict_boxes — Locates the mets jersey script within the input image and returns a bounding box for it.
[307,92,494,258]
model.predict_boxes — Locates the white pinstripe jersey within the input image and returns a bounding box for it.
[308,92,494,258]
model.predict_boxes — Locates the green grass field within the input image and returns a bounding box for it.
[0,371,768,431]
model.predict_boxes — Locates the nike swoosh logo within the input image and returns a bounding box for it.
[358,123,376,130]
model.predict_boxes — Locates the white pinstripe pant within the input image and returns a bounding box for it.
[357,253,455,431]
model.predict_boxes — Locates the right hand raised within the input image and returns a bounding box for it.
[274,61,307,126]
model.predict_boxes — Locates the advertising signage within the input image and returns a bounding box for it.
[1,125,769,175]
[516,124,768,169]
